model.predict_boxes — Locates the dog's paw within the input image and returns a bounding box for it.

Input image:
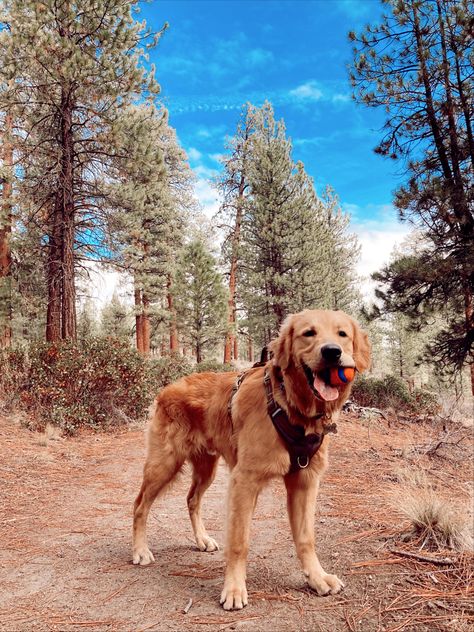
[132,545,155,566]
[308,572,344,596]
[196,535,219,552]
[220,581,248,610]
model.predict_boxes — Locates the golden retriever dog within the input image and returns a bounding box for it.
[132,309,371,610]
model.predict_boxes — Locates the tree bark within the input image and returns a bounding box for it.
[142,292,151,355]
[48,83,77,342]
[46,202,62,342]
[233,315,238,361]
[463,285,474,396]
[223,176,244,363]
[167,274,178,353]
[60,87,76,340]
[0,112,13,348]
[134,286,144,353]
[247,336,253,363]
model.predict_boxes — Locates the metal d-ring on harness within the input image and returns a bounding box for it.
[263,368,335,474]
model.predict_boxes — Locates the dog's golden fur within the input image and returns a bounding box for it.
[132,309,371,610]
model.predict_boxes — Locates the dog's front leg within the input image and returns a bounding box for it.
[285,471,344,596]
[220,468,262,610]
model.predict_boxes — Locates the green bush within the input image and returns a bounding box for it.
[412,387,441,415]
[149,353,192,390]
[19,338,152,434]
[351,374,440,415]
[352,374,413,410]
[192,359,235,374]
[0,347,29,403]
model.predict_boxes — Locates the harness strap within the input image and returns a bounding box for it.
[227,366,336,474]
[264,368,333,473]
[227,352,272,416]
[228,371,247,415]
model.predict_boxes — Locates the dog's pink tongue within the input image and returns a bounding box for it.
[314,374,339,401]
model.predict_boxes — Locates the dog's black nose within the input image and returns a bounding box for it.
[321,344,342,363]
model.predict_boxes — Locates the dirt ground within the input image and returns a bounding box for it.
[0,410,472,632]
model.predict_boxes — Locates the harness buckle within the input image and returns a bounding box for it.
[297,455,309,469]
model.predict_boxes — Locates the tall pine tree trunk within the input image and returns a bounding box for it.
[223,178,244,363]
[223,262,236,363]
[61,212,76,340]
[142,292,151,354]
[47,84,77,342]
[46,203,62,342]
[0,112,13,348]
[60,88,76,340]
[134,286,144,353]
[167,274,178,352]
[247,335,253,363]
[463,286,474,396]
[233,318,238,361]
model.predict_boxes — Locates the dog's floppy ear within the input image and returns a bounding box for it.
[268,315,294,370]
[352,320,371,373]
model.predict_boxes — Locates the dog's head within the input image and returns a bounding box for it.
[269,309,371,412]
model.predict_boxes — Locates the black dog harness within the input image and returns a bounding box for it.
[263,368,336,473]
[228,365,336,474]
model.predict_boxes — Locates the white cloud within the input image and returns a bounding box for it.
[332,93,351,104]
[194,176,221,218]
[79,261,133,310]
[349,205,410,300]
[290,80,324,102]
[187,146,202,162]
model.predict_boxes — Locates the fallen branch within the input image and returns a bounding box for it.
[424,435,467,456]
[390,549,454,566]
[343,401,388,420]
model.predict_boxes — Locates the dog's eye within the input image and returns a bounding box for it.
[338,331,348,338]
[303,330,316,337]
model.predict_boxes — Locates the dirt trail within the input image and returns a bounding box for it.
[0,413,472,632]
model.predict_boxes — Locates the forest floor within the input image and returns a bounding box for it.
[0,406,473,632]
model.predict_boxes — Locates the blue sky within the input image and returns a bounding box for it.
[137,0,410,293]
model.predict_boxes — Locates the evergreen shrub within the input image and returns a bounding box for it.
[192,359,235,374]
[351,374,440,415]
[5,338,151,434]
[149,353,192,389]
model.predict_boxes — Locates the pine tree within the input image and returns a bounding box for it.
[77,298,99,341]
[108,105,193,355]
[174,239,227,363]
[238,103,359,346]
[0,0,164,342]
[349,0,474,393]
[216,103,257,363]
[101,292,131,340]
[11,224,47,342]
[317,187,360,311]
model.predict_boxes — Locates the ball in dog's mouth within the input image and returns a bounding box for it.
[303,364,353,402]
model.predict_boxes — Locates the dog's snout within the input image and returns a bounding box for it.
[321,344,342,363]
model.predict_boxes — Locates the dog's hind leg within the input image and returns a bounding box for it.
[187,452,220,552]
[132,451,183,566]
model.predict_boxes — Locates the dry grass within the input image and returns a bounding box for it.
[35,422,63,446]
[393,467,473,552]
